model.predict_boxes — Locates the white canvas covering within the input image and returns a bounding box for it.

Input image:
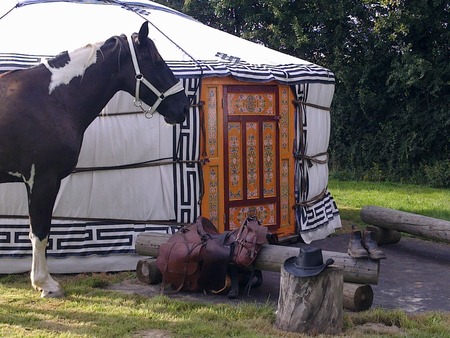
[0,0,341,273]
[1,1,318,65]
[0,99,177,221]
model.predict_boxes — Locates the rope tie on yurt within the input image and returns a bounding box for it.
[72,158,208,173]
[0,4,17,21]
[192,101,207,205]
[293,188,328,208]
[192,101,207,158]
[293,99,307,199]
[293,151,329,166]
[291,99,330,211]
[292,100,331,112]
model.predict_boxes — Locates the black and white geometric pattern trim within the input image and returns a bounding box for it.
[175,78,201,223]
[0,52,338,252]
[168,60,334,84]
[295,191,340,233]
[0,54,335,85]
[0,53,51,72]
[292,83,340,236]
[0,222,175,258]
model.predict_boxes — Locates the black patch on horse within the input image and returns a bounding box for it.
[47,51,70,69]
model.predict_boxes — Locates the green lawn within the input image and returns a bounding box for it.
[328,179,450,227]
[1,180,449,337]
[1,272,449,337]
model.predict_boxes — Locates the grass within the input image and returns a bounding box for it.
[1,180,450,337]
[1,273,449,337]
[328,179,450,229]
[0,273,274,337]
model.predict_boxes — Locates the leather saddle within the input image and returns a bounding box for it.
[156,217,231,292]
[156,216,269,293]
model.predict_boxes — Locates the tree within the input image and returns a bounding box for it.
[154,0,449,187]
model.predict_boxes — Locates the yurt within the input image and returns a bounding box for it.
[0,0,341,273]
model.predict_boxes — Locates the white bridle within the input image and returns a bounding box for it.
[127,36,185,119]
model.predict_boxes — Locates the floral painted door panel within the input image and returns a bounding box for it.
[224,86,280,231]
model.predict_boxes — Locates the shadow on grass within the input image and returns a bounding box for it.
[0,276,276,338]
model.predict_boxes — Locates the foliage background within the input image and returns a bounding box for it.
[154,0,449,187]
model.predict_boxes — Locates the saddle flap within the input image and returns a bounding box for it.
[199,239,232,290]
[159,242,203,273]
[156,241,206,291]
[232,217,268,267]
[240,217,269,246]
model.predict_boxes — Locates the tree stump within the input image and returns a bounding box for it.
[275,266,343,335]
[343,283,373,312]
[136,258,162,285]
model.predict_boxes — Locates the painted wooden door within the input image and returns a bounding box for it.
[224,85,280,231]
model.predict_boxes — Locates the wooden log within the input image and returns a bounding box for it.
[361,205,450,243]
[136,235,373,312]
[343,283,373,312]
[275,266,343,334]
[135,232,380,285]
[136,258,162,285]
[366,226,401,245]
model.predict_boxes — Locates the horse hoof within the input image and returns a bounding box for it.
[41,289,64,298]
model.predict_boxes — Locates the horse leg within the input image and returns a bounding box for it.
[27,174,64,298]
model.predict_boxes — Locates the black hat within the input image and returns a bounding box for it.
[284,246,334,277]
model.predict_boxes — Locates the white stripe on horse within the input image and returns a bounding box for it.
[8,163,36,193]
[44,43,101,94]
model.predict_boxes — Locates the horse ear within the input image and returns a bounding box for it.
[138,22,149,45]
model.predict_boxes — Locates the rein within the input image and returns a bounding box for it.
[127,36,184,119]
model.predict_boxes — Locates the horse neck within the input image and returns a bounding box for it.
[48,42,127,130]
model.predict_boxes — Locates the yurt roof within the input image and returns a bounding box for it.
[0,0,335,84]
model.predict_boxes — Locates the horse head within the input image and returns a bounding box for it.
[125,22,188,124]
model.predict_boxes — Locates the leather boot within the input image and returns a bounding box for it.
[363,230,386,260]
[348,228,369,258]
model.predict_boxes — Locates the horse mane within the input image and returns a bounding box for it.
[98,35,124,71]
[46,42,103,70]
[103,35,123,54]
[45,33,162,74]
[102,34,164,77]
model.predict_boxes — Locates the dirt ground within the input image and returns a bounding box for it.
[110,233,450,313]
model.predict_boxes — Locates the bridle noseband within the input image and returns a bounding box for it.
[127,36,184,119]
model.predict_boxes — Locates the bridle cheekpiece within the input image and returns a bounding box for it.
[127,36,184,119]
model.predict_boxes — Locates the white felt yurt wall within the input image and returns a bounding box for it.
[0,0,341,273]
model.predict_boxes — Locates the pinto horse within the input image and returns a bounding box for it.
[0,22,189,297]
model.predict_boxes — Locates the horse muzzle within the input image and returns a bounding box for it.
[164,104,188,125]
